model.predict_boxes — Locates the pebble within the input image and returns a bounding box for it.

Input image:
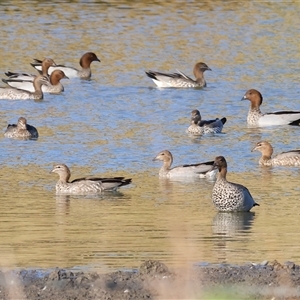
[260,260,269,266]
[284,261,295,270]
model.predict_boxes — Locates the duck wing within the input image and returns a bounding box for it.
[260,111,300,126]
[181,160,214,174]
[71,176,132,190]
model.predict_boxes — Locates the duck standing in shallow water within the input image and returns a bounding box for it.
[32,52,100,79]
[51,164,132,195]
[153,150,217,179]
[187,109,227,135]
[252,141,300,166]
[0,75,49,100]
[145,62,211,88]
[4,117,38,139]
[212,156,259,212]
[242,89,300,127]
[3,70,68,94]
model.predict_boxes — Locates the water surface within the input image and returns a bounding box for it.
[0,1,300,272]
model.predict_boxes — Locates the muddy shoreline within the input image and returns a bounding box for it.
[1,260,300,299]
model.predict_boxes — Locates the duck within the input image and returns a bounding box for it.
[51,164,132,195]
[251,141,300,166]
[145,62,211,88]
[153,150,217,179]
[2,70,68,94]
[0,75,49,100]
[187,109,227,135]
[212,156,259,212]
[4,57,57,81]
[4,117,38,139]
[242,89,300,126]
[31,52,101,79]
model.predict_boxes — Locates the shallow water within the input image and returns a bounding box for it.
[0,1,300,272]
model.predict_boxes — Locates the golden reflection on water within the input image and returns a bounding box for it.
[1,0,300,272]
[1,162,300,271]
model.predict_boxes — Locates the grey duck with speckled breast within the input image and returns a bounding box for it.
[212,156,259,212]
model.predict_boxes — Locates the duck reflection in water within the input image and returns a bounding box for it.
[211,212,256,263]
[212,211,256,237]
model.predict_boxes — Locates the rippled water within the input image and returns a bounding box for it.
[0,1,300,272]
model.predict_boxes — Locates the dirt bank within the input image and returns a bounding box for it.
[1,260,300,299]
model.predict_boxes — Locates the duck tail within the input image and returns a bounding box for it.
[289,118,300,126]
[221,117,227,125]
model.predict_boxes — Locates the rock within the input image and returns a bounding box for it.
[139,260,170,277]
[284,261,295,270]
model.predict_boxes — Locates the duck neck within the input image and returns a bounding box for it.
[262,150,272,160]
[195,76,205,86]
[247,107,262,125]
[250,101,262,111]
[193,67,206,86]
[259,155,272,165]
[32,80,43,95]
[59,172,70,184]
[217,167,227,181]
[163,157,172,171]
[190,123,199,129]
[159,156,173,175]
[41,62,50,77]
